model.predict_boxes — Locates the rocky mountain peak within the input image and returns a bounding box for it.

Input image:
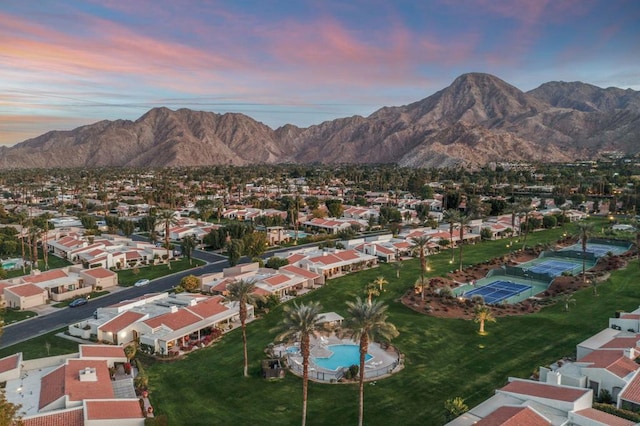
[1,73,638,169]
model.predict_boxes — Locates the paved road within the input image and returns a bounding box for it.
[0,252,229,349]
[0,232,390,349]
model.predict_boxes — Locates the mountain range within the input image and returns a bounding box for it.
[2,72,639,169]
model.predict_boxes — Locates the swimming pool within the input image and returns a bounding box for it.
[286,346,300,354]
[287,231,309,239]
[312,344,372,370]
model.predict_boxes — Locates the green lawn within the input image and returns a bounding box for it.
[2,309,37,325]
[0,328,79,360]
[143,222,639,425]
[1,220,634,425]
[116,258,206,286]
[4,252,73,279]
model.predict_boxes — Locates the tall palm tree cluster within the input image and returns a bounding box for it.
[268,297,397,426]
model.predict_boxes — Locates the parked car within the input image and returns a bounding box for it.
[134,279,150,287]
[69,298,88,307]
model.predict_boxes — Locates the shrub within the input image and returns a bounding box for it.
[471,295,484,305]
[344,364,359,380]
[594,402,640,422]
[598,389,613,404]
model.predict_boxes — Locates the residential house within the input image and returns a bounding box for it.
[0,266,117,309]
[70,292,247,356]
[4,345,144,425]
[296,249,377,279]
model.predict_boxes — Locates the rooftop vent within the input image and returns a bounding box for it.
[79,367,97,382]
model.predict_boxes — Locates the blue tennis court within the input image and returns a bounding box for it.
[463,280,532,304]
[526,259,578,277]
[561,243,628,257]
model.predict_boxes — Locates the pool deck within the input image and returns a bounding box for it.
[275,334,402,383]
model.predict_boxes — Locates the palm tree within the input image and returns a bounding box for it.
[157,210,178,269]
[28,222,41,271]
[457,214,470,272]
[560,205,570,236]
[392,261,403,279]
[519,204,534,251]
[576,221,595,292]
[631,217,640,267]
[272,301,324,426]
[16,211,27,273]
[40,212,52,270]
[474,304,496,335]
[212,199,224,223]
[561,292,577,312]
[410,235,432,282]
[364,282,380,305]
[180,235,197,265]
[373,276,388,292]
[345,298,399,426]
[443,209,460,262]
[415,276,429,301]
[226,279,261,377]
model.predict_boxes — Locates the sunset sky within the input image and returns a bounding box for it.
[1,0,639,146]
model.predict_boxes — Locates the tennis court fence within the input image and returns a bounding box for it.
[504,265,554,284]
[541,250,596,261]
[588,238,632,248]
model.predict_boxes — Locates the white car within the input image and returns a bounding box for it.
[134,279,150,287]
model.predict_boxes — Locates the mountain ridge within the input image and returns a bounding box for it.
[2,72,639,169]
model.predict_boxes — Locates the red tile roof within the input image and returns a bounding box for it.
[99,311,145,334]
[308,253,342,265]
[393,241,411,249]
[334,250,360,261]
[186,296,229,318]
[23,407,84,426]
[286,254,305,264]
[85,399,144,420]
[80,345,127,359]
[22,270,68,284]
[579,350,639,378]
[621,371,640,403]
[621,314,640,320]
[6,283,46,298]
[500,380,589,402]
[65,360,114,402]
[573,408,635,426]
[601,336,640,349]
[144,309,201,331]
[281,265,320,279]
[477,406,550,426]
[125,251,143,260]
[81,268,115,279]
[253,287,271,296]
[0,353,20,374]
[39,365,66,409]
[263,274,290,286]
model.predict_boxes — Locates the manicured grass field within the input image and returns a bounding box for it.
[0,219,632,425]
[143,223,639,425]
[116,258,205,286]
[2,309,37,325]
[0,328,78,360]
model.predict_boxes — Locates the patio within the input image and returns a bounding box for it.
[277,334,401,383]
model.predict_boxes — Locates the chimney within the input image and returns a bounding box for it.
[624,348,635,359]
[79,367,97,382]
[546,370,561,385]
[170,305,179,313]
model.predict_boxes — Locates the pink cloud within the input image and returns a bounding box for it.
[259,15,463,88]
